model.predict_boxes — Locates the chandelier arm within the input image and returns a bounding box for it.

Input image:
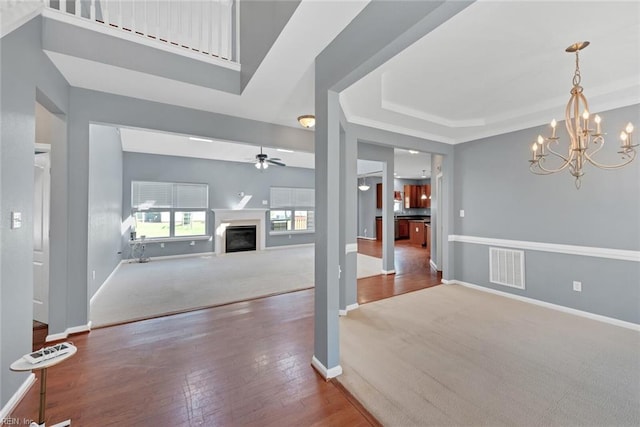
[532,141,574,174]
[545,140,572,164]
[529,163,555,175]
[586,134,604,158]
[584,149,637,170]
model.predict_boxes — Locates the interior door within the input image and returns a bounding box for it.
[33,152,50,323]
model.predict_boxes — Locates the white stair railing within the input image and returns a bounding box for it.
[41,0,237,63]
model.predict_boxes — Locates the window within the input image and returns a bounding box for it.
[269,187,314,233]
[132,181,208,239]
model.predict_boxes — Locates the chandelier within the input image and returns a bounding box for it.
[529,41,636,189]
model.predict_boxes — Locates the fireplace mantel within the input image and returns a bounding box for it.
[212,209,267,255]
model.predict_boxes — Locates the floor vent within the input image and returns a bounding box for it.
[489,247,525,289]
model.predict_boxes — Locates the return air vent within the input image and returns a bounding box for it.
[489,247,525,289]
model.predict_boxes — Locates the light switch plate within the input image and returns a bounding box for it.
[459,210,465,218]
[11,211,22,229]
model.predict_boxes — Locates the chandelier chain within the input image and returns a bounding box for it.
[572,51,581,86]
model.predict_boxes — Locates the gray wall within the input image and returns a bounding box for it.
[88,125,123,298]
[0,17,69,408]
[122,152,315,258]
[453,103,640,324]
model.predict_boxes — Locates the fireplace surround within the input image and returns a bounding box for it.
[212,209,267,255]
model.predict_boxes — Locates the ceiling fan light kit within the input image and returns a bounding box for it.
[528,41,636,189]
[255,146,286,170]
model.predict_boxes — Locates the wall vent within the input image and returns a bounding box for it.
[489,247,525,289]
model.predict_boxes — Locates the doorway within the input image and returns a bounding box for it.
[33,149,50,324]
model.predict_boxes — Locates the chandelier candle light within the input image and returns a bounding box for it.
[529,41,636,189]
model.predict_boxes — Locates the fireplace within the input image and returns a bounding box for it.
[212,209,267,255]
[225,225,257,253]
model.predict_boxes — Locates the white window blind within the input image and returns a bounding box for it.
[270,187,315,208]
[132,181,208,210]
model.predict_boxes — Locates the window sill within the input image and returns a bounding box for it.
[129,235,211,244]
[269,231,315,236]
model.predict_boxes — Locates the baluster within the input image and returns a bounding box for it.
[209,0,214,56]
[168,0,172,44]
[143,0,147,37]
[156,0,160,40]
[234,0,240,61]
[199,1,204,53]
[189,1,193,50]
[60,0,66,13]
[131,1,136,33]
[118,0,123,28]
[74,0,80,16]
[178,0,182,47]
[217,0,222,58]
[90,0,95,21]
[103,0,109,25]
[224,0,233,60]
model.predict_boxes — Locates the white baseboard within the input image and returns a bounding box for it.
[339,303,359,316]
[142,251,216,262]
[46,322,92,342]
[429,259,438,271]
[382,269,396,275]
[311,356,343,379]
[448,279,640,331]
[0,373,35,422]
[90,262,123,305]
[357,236,377,241]
[345,243,358,254]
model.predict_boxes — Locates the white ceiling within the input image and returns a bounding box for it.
[342,0,640,144]
[121,127,432,178]
[49,1,640,152]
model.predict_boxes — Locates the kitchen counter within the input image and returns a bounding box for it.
[376,215,430,223]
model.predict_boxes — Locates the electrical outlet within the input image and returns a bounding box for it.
[190,241,195,246]
[459,209,465,218]
[573,281,582,292]
[92,270,96,280]
[160,242,165,248]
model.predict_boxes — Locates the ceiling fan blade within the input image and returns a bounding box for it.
[267,159,286,167]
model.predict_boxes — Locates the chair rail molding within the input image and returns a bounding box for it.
[448,235,640,262]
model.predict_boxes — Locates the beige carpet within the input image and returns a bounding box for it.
[91,246,381,327]
[339,284,640,427]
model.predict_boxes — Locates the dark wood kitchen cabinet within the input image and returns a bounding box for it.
[397,219,409,239]
[375,218,382,241]
[404,184,431,208]
[409,221,425,246]
[376,183,382,209]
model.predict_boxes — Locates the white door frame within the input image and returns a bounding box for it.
[33,146,51,323]
[435,172,443,271]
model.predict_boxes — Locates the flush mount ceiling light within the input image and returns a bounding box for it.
[529,41,636,189]
[297,115,316,129]
[358,177,370,191]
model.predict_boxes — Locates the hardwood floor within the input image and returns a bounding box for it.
[10,240,438,426]
[357,239,442,304]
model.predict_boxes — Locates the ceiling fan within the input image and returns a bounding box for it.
[254,146,286,169]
